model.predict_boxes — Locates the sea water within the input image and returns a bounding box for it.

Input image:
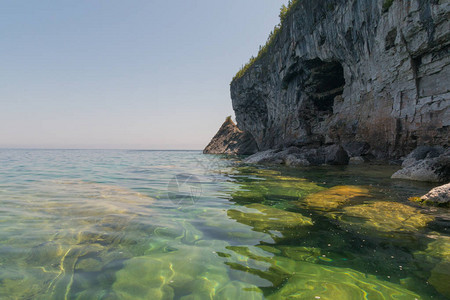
[0,149,448,299]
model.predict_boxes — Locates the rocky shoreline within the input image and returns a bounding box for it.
[204,0,449,204]
[227,0,449,159]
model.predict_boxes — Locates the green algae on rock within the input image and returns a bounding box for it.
[230,167,325,207]
[266,262,422,300]
[215,281,263,300]
[414,236,450,298]
[227,203,313,233]
[301,185,371,211]
[422,236,450,261]
[222,245,422,300]
[329,201,434,235]
[429,261,450,299]
[113,241,236,300]
[271,246,321,263]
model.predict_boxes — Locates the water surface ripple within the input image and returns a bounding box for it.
[0,150,448,299]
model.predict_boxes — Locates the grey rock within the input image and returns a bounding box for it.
[203,117,258,155]
[392,148,450,182]
[244,144,349,166]
[389,159,403,166]
[244,149,279,164]
[285,154,311,167]
[283,146,303,155]
[349,156,366,165]
[402,146,445,167]
[343,142,370,158]
[322,145,349,165]
[420,183,450,206]
[407,146,444,161]
[230,0,450,158]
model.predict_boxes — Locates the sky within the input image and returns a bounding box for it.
[0,0,286,149]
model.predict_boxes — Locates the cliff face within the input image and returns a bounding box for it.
[230,0,449,159]
[203,117,258,155]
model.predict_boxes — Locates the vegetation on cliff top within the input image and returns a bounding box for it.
[232,0,300,82]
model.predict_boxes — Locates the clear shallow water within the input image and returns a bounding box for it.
[0,149,448,299]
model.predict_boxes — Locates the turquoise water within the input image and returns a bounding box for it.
[0,149,448,299]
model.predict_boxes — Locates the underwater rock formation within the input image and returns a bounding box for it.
[207,0,449,162]
[223,245,422,300]
[414,236,450,298]
[229,167,325,206]
[301,185,371,211]
[203,117,258,155]
[329,201,434,237]
[113,241,236,300]
[0,180,157,299]
[227,203,313,233]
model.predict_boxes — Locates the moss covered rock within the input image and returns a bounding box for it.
[302,185,371,211]
[329,201,434,235]
[231,167,325,206]
[227,203,313,233]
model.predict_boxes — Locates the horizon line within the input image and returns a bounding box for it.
[0,148,203,151]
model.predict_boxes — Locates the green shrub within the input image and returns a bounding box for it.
[232,0,300,82]
[225,115,234,124]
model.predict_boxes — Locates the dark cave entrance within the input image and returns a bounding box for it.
[304,59,345,112]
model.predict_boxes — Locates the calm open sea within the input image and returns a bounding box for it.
[0,149,448,299]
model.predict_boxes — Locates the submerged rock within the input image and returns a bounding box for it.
[392,147,449,182]
[223,245,421,300]
[215,281,263,300]
[330,201,434,236]
[275,246,321,263]
[203,116,258,155]
[230,167,325,205]
[114,241,233,300]
[414,236,450,298]
[429,261,450,299]
[0,180,159,299]
[301,185,371,211]
[267,263,422,300]
[227,203,313,233]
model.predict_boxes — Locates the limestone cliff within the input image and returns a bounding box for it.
[229,0,449,159]
[203,117,258,155]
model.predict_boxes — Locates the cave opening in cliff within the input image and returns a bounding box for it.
[304,59,345,112]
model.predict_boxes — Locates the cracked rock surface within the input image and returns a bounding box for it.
[229,0,449,159]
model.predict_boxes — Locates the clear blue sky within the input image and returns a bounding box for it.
[0,0,286,149]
